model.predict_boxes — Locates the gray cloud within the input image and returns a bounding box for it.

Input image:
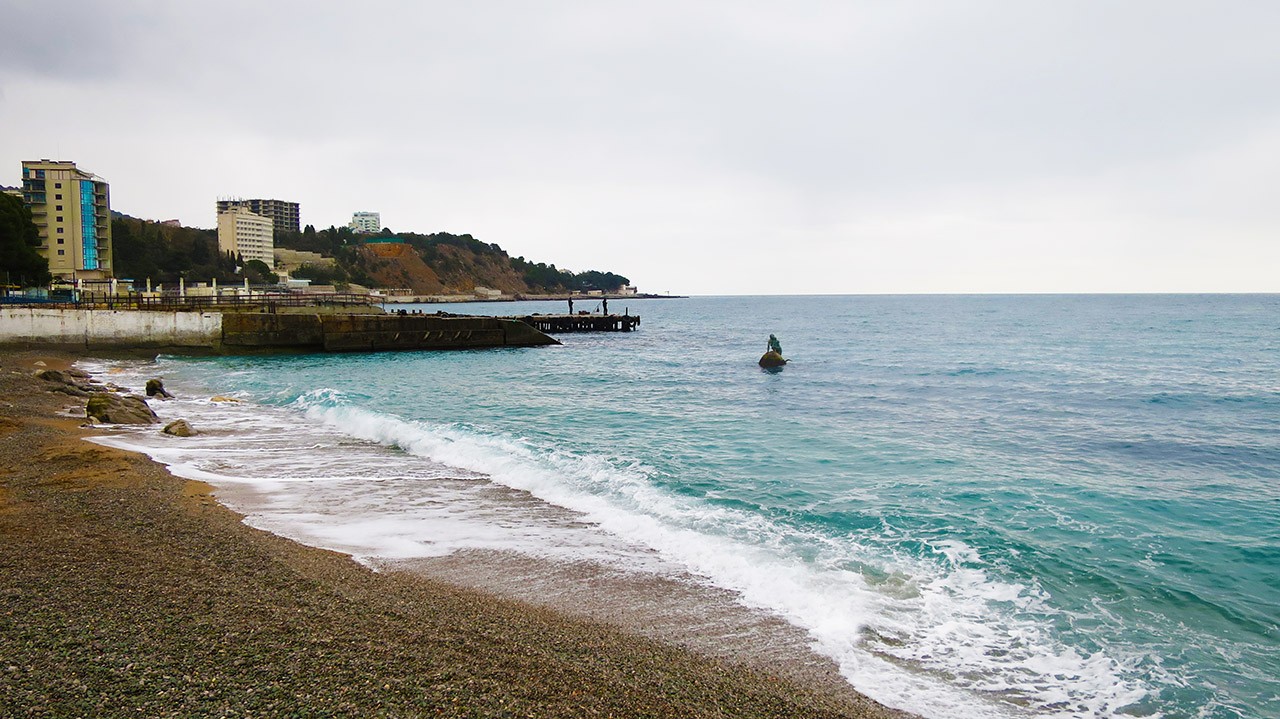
[0,1,170,81]
[2,1,1278,293]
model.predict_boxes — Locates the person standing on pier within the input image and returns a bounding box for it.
[568,296,574,314]
[602,298,609,315]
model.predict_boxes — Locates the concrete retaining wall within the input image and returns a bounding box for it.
[0,308,223,350]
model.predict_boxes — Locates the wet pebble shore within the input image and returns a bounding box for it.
[0,351,912,719]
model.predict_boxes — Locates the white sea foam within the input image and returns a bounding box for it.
[82,358,1152,719]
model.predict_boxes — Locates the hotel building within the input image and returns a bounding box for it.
[20,160,113,279]
[217,206,274,266]
[216,198,300,234]
[349,211,381,234]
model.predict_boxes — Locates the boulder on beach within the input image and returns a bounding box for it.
[36,369,71,384]
[162,419,197,437]
[146,378,174,399]
[37,369,93,397]
[86,393,159,425]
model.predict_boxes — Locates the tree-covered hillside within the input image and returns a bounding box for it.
[103,217,630,294]
[111,216,279,286]
[0,193,50,286]
[276,225,630,294]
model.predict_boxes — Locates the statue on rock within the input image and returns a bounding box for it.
[759,334,787,368]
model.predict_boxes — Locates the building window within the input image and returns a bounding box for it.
[56,216,63,222]
[57,227,64,234]
[57,249,65,255]
[55,205,62,211]
[57,238,64,244]
[55,182,62,188]
[55,194,62,200]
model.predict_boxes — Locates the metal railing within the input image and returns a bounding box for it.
[0,291,380,311]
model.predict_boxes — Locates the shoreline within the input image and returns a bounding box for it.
[0,349,914,718]
[379,293,685,304]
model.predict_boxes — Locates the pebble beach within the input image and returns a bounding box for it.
[0,350,911,718]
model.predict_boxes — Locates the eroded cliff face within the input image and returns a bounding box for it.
[355,243,533,295]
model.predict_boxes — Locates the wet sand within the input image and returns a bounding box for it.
[0,350,915,718]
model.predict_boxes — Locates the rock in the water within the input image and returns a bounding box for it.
[86,393,159,425]
[210,396,242,403]
[145,378,174,399]
[758,350,787,368]
[162,419,196,437]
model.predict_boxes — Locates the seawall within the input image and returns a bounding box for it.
[0,308,559,353]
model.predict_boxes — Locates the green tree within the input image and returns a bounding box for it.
[290,263,348,285]
[574,270,630,292]
[0,194,51,286]
[111,216,230,284]
[243,259,279,285]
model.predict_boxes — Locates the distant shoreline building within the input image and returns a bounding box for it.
[217,206,274,265]
[216,198,299,234]
[20,160,112,279]
[349,211,381,234]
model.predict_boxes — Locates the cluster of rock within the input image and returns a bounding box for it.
[37,369,195,436]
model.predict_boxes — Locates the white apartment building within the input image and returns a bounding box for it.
[349,211,381,234]
[217,207,274,265]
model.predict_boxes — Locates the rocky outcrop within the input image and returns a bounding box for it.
[356,244,449,295]
[86,393,159,425]
[37,368,97,397]
[354,243,535,296]
[162,419,196,436]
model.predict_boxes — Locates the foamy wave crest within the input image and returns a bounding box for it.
[297,398,1150,718]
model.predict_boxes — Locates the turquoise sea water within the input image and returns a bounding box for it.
[92,295,1279,718]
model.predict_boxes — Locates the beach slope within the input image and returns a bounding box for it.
[0,352,912,718]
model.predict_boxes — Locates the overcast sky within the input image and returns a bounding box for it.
[2,1,1277,294]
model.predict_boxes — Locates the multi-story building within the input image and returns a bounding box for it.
[217,207,274,266]
[349,211,381,234]
[216,198,299,234]
[20,160,112,279]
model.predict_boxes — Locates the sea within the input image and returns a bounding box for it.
[83,294,1279,719]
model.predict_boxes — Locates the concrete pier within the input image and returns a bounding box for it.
[0,308,559,353]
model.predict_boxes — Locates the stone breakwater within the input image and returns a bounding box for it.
[0,351,913,719]
[0,308,558,353]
